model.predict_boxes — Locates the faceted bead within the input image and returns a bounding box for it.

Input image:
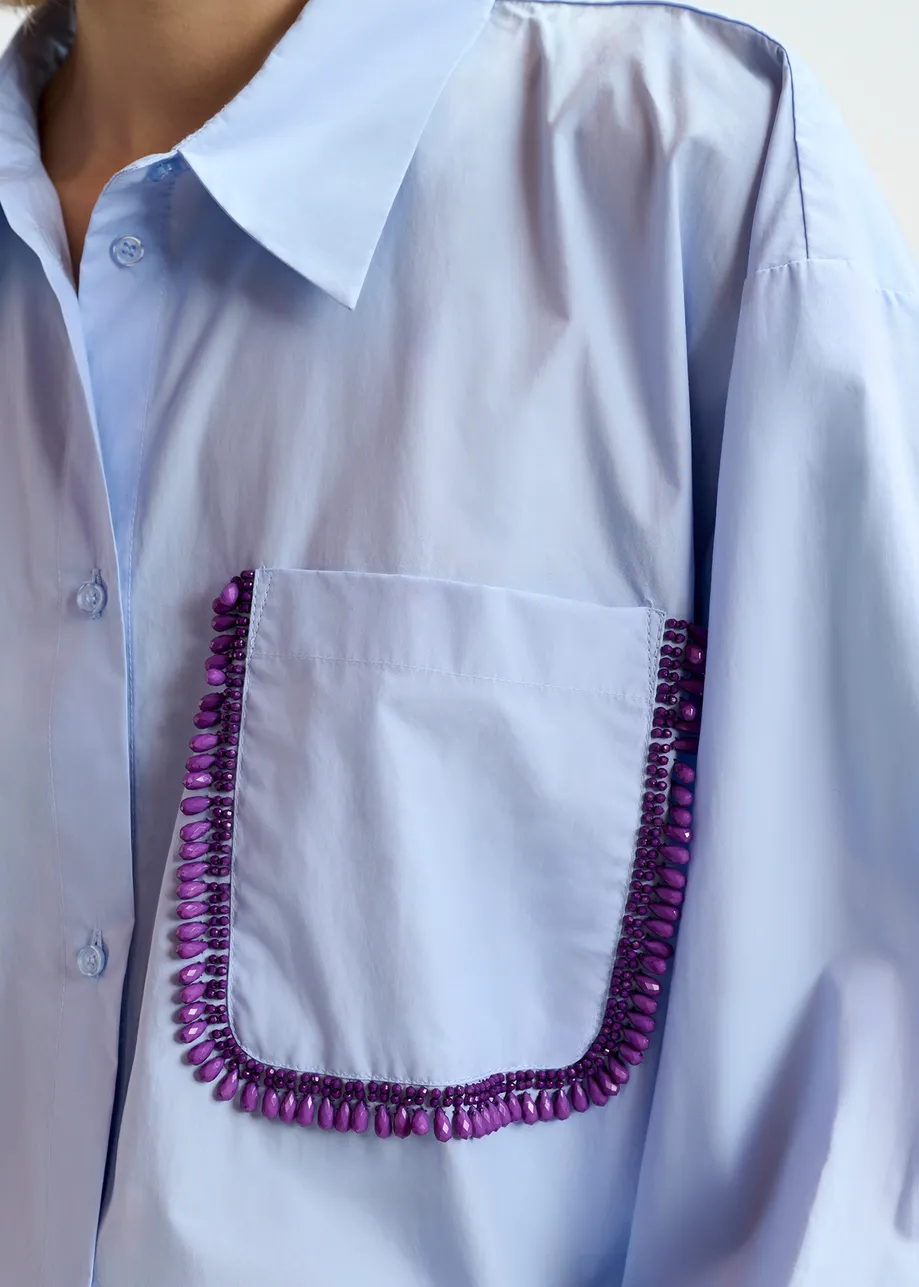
[587,1075,609,1106]
[218,581,240,608]
[177,880,207,899]
[179,1020,208,1043]
[193,712,220,729]
[180,796,211,816]
[187,1040,215,1066]
[471,1109,486,1139]
[672,763,696,785]
[375,1105,393,1138]
[678,702,698,722]
[664,826,692,845]
[189,734,220,752]
[198,1056,225,1083]
[351,1101,370,1133]
[553,1088,571,1120]
[657,867,687,889]
[570,1081,589,1113]
[658,846,690,865]
[619,1044,644,1066]
[631,994,658,1016]
[594,1067,618,1097]
[669,807,693,828]
[671,785,694,807]
[623,1028,651,1051]
[212,614,237,630]
[184,772,213,790]
[519,1093,538,1125]
[178,1002,206,1023]
[241,1081,260,1112]
[179,820,210,842]
[634,975,663,996]
[496,1097,512,1127]
[179,843,210,862]
[217,1067,239,1101]
[434,1107,451,1142]
[446,1106,468,1141]
[318,1097,335,1130]
[411,1108,430,1136]
[178,962,206,984]
[642,955,667,975]
[179,982,207,1004]
[296,1093,316,1127]
[210,635,237,653]
[685,645,704,667]
[646,918,675,939]
[505,1091,522,1123]
[176,923,205,942]
[393,1105,412,1138]
[277,1090,296,1123]
[177,901,207,920]
[536,1090,554,1122]
[629,1013,656,1037]
[334,1101,352,1132]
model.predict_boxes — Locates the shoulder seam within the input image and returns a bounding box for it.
[512,0,810,259]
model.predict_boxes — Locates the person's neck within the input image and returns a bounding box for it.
[39,0,308,179]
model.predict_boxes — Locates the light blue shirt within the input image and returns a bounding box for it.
[1,0,919,1285]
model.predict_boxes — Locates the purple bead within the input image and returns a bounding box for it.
[619,1044,644,1066]
[411,1108,430,1136]
[669,808,692,829]
[623,1028,651,1051]
[218,581,240,608]
[278,1090,297,1123]
[570,1081,589,1113]
[334,1101,351,1132]
[318,1097,335,1130]
[642,955,668,975]
[177,880,207,899]
[471,1109,486,1139]
[177,901,207,920]
[180,796,210,817]
[176,942,205,959]
[179,820,210,842]
[179,843,211,862]
[553,1088,571,1120]
[587,1076,609,1107]
[375,1105,392,1138]
[176,923,205,942]
[187,754,217,771]
[212,614,237,630]
[607,1057,631,1084]
[217,1067,239,1101]
[520,1093,538,1125]
[634,974,663,996]
[678,701,698,722]
[672,762,696,785]
[177,862,209,882]
[179,981,206,1003]
[536,1090,554,1122]
[193,712,220,729]
[178,962,205,985]
[198,1055,225,1083]
[241,1080,260,1113]
[189,734,220,753]
[187,1039,215,1066]
[434,1107,451,1142]
[629,1013,656,1036]
[351,1100,370,1134]
[496,1097,512,1127]
[664,825,692,845]
[594,1067,618,1097]
[178,1002,206,1023]
[210,634,237,654]
[179,1020,208,1043]
[646,918,675,939]
[393,1105,412,1138]
[658,846,690,866]
[649,901,679,923]
[658,867,687,890]
[183,772,213,790]
[452,1107,472,1140]
[670,785,694,808]
[295,1093,316,1127]
[206,670,227,688]
[685,644,704,667]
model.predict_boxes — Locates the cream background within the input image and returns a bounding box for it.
[1,0,917,257]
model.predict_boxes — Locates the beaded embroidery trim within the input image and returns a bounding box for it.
[172,570,708,1141]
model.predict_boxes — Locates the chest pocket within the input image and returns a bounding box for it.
[173,568,704,1139]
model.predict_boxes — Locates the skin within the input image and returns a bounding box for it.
[36,0,309,288]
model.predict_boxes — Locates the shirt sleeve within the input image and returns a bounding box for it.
[622,50,919,1287]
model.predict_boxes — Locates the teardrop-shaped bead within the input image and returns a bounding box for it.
[553,1088,571,1120]
[177,880,207,899]
[334,1101,351,1132]
[669,807,692,828]
[179,1020,208,1043]
[657,867,687,889]
[177,862,210,881]
[351,1101,370,1134]
[212,614,237,630]
[434,1107,451,1142]
[452,1106,472,1140]
[393,1105,412,1138]
[279,1090,297,1123]
[646,918,675,939]
[177,901,207,920]
[375,1105,392,1138]
[654,886,683,907]
[210,634,237,653]
[570,1081,589,1113]
[506,1091,523,1122]
[623,1029,651,1051]
[189,734,220,753]
[520,1093,538,1125]
[179,820,210,842]
[642,954,667,975]
[241,1080,260,1112]
[471,1109,486,1138]
[619,1044,644,1066]
[193,712,220,729]
[178,962,205,985]
[587,1076,608,1107]
[176,923,205,942]
[180,797,210,817]
[187,1039,215,1066]
[670,784,694,807]
[206,670,226,688]
[664,825,692,845]
[607,1057,631,1084]
[176,942,205,959]
[594,1067,618,1097]
[296,1093,315,1127]
[496,1097,512,1126]
[199,693,225,711]
[218,581,240,608]
[631,993,658,1015]
[187,754,217,771]
[685,644,704,667]
[411,1108,430,1136]
[648,902,679,923]
[672,763,696,785]
[179,981,206,1003]
[658,846,690,866]
[536,1090,554,1122]
[217,1067,239,1101]
[198,1055,225,1083]
[318,1097,334,1130]
[183,772,213,790]
[178,1002,206,1023]
[634,974,663,996]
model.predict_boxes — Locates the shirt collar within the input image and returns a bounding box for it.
[0,0,494,308]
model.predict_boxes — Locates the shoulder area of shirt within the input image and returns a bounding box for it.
[495,0,919,294]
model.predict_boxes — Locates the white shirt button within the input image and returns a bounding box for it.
[77,933,107,978]
[147,158,179,183]
[76,571,107,617]
[110,234,145,266]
